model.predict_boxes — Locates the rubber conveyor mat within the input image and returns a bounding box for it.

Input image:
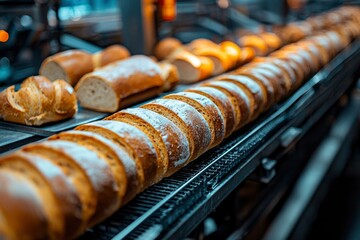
[75,40,360,240]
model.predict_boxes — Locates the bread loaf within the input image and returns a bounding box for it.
[92,44,130,68]
[238,35,269,56]
[22,140,118,228]
[141,99,212,160]
[164,92,225,148]
[154,37,183,60]
[0,76,77,126]
[169,48,214,83]
[49,130,138,205]
[0,170,49,240]
[40,50,93,86]
[75,55,164,112]
[186,86,236,138]
[105,108,191,177]
[0,152,82,238]
[75,120,158,188]
[201,81,250,129]
[158,61,180,91]
[219,41,243,68]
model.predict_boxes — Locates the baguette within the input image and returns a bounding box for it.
[141,99,212,161]
[0,76,77,126]
[218,75,266,118]
[201,81,250,129]
[22,140,118,228]
[75,120,158,189]
[0,152,83,238]
[105,108,191,177]
[92,44,130,68]
[164,92,225,148]
[75,55,164,112]
[49,130,138,205]
[40,50,93,86]
[0,170,49,240]
[186,86,236,138]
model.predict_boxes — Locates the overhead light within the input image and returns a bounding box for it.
[0,30,9,43]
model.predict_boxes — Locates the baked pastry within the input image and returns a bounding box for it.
[22,140,118,228]
[169,48,214,83]
[0,170,49,240]
[141,99,212,160]
[190,46,231,75]
[238,35,269,56]
[92,44,130,68]
[75,120,158,188]
[157,61,180,91]
[105,108,191,177]
[219,41,242,68]
[0,152,82,238]
[49,130,138,205]
[75,55,164,112]
[239,47,256,64]
[186,86,236,138]
[40,50,93,86]
[154,37,183,60]
[201,81,251,128]
[218,75,266,118]
[259,32,283,52]
[163,92,225,148]
[0,76,77,126]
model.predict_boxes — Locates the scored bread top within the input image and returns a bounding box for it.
[75,120,158,189]
[186,86,236,138]
[32,140,118,228]
[141,98,212,160]
[202,80,251,128]
[164,92,225,148]
[0,170,49,240]
[107,108,191,177]
[0,152,83,239]
[49,130,138,206]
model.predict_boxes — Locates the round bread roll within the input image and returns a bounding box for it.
[186,86,236,138]
[0,152,83,239]
[164,92,225,148]
[154,37,183,60]
[22,140,118,228]
[0,170,49,240]
[141,99,212,161]
[49,130,138,205]
[105,108,191,177]
[75,120,158,189]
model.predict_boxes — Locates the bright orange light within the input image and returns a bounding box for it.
[0,30,9,42]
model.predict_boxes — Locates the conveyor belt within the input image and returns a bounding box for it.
[76,40,360,240]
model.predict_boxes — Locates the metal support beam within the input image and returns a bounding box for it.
[119,0,156,55]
